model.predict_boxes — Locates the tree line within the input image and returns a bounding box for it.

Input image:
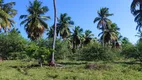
[0,0,142,66]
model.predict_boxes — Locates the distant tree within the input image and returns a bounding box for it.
[20,0,50,40]
[47,27,54,38]
[83,30,94,45]
[72,26,83,52]
[94,7,113,30]
[57,13,74,40]
[94,7,113,47]
[98,23,120,47]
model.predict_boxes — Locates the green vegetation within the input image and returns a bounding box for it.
[0,0,142,80]
[0,60,142,80]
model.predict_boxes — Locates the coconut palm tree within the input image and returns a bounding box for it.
[57,13,74,40]
[83,30,94,45]
[131,0,142,31]
[94,7,113,30]
[110,23,120,48]
[98,23,119,46]
[94,7,113,47]
[20,0,50,40]
[72,26,83,52]
[0,0,17,32]
[131,0,142,14]
[49,0,57,66]
[47,27,54,38]
[98,29,117,46]
[135,31,142,41]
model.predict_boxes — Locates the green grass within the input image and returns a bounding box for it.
[0,60,142,80]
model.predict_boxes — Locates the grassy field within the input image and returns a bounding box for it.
[0,60,142,80]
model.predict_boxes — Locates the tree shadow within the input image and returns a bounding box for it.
[113,60,141,65]
[58,61,88,66]
[9,64,49,75]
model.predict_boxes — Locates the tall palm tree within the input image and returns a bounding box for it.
[20,0,50,40]
[49,0,57,66]
[94,7,113,30]
[0,0,17,32]
[131,0,142,31]
[94,7,113,47]
[57,13,74,40]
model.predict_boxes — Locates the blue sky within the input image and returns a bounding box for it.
[7,0,138,43]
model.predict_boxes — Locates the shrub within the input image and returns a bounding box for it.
[76,43,120,61]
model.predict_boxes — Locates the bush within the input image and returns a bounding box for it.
[75,43,120,61]
[121,41,142,62]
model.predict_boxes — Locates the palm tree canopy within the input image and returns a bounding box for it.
[131,0,142,31]
[20,0,50,40]
[72,26,83,45]
[0,0,17,32]
[135,31,142,42]
[131,0,142,14]
[94,7,113,30]
[57,13,74,39]
[83,30,94,45]
[98,23,120,44]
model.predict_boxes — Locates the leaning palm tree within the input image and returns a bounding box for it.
[131,0,142,31]
[57,13,74,40]
[49,0,57,66]
[94,7,113,47]
[20,0,50,40]
[0,0,17,32]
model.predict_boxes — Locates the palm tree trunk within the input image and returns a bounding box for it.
[49,0,57,66]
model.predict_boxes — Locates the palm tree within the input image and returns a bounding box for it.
[135,31,142,41]
[72,26,83,52]
[94,7,113,30]
[110,23,120,48]
[131,0,142,31]
[20,0,50,40]
[49,0,57,66]
[98,29,117,46]
[57,13,74,40]
[121,37,131,47]
[94,7,113,47]
[98,23,119,46]
[0,0,17,32]
[83,30,94,45]
[47,27,54,38]
[131,0,142,14]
